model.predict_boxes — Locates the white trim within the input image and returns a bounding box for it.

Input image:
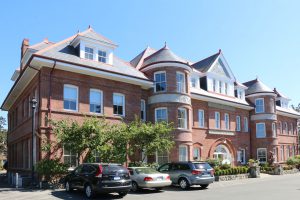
[113,93,125,117]
[148,94,191,105]
[154,71,167,93]
[176,71,186,93]
[255,98,264,113]
[272,122,277,138]
[224,113,230,130]
[198,109,205,128]
[63,84,79,112]
[179,145,188,161]
[89,89,103,114]
[256,123,266,138]
[236,116,241,131]
[155,107,168,122]
[141,99,146,121]
[141,62,192,73]
[246,92,277,97]
[257,148,267,163]
[250,114,277,121]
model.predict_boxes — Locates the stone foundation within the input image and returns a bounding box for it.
[214,173,250,182]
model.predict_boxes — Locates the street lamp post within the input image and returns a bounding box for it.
[31,97,37,188]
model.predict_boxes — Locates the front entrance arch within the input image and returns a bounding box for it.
[213,144,232,164]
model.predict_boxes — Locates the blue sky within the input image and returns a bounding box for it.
[1,0,300,127]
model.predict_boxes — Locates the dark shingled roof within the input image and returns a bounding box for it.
[243,78,274,95]
[274,88,289,99]
[130,46,156,69]
[142,44,187,67]
[192,51,220,72]
[76,27,117,46]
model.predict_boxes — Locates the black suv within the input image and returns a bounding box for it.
[158,161,214,190]
[64,163,131,198]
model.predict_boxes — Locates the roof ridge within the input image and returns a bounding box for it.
[192,51,220,66]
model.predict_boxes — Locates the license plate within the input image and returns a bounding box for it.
[157,176,163,181]
[114,176,121,180]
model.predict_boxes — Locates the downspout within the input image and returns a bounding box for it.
[48,61,57,125]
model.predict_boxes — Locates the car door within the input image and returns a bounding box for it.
[72,165,83,189]
[158,164,174,183]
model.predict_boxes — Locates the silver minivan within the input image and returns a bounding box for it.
[157,161,214,190]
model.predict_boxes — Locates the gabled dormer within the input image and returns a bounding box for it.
[70,26,118,65]
[192,50,236,97]
[274,88,290,108]
[234,81,247,100]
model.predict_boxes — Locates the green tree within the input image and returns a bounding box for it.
[0,117,7,157]
[128,117,175,162]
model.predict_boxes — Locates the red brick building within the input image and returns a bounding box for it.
[1,27,299,176]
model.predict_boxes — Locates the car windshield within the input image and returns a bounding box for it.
[193,163,212,170]
[135,168,158,174]
[102,165,127,174]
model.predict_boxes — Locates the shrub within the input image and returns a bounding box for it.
[206,159,221,168]
[286,158,297,166]
[220,163,231,170]
[35,159,68,186]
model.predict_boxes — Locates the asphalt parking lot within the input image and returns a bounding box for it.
[0,173,299,200]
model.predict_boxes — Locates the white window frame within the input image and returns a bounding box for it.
[113,93,125,116]
[141,99,146,121]
[284,122,288,134]
[257,148,267,163]
[63,146,77,167]
[85,46,94,60]
[154,71,167,93]
[224,113,230,130]
[215,112,220,129]
[176,72,186,93]
[290,123,294,135]
[191,77,196,88]
[243,117,248,132]
[155,107,168,122]
[280,145,284,161]
[63,84,78,111]
[272,122,276,138]
[218,81,222,93]
[256,123,266,138]
[97,49,107,63]
[179,145,188,161]
[255,98,265,113]
[178,108,187,129]
[279,122,283,134]
[198,109,205,128]
[89,89,103,114]
[236,116,241,131]
[237,149,246,164]
[156,151,169,165]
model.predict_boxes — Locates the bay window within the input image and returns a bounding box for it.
[176,72,186,93]
[178,108,187,129]
[154,71,166,92]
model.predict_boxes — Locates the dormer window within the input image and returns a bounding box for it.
[98,50,107,63]
[85,47,94,60]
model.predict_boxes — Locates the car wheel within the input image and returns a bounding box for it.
[200,184,209,189]
[179,178,190,190]
[155,187,162,191]
[85,184,94,199]
[65,181,73,192]
[118,192,128,197]
[131,181,139,192]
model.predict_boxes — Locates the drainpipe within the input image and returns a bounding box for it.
[48,61,57,123]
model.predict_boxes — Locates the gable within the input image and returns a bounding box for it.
[210,58,231,78]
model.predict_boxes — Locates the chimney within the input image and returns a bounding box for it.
[20,38,29,71]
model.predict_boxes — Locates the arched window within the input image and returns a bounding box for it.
[213,144,232,164]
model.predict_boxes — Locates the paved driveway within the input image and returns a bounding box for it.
[0,173,299,200]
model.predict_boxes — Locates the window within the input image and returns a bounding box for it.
[218,81,222,93]
[85,47,94,60]
[224,83,228,95]
[280,146,284,161]
[178,108,187,129]
[215,112,220,129]
[89,89,102,114]
[279,122,283,134]
[141,99,146,121]
[244,117,248,132]
[286,145,290,159]
[213,79,216,92]
[256,123,266,138]
[179,145,188,161]
[176,72,186,93]
[257,148,267,163]
[236,116,241,131]
[98,50,107,63]
[191,78,196,88]
[198,110,204,128]
[154,71,166,92]
[255,98,264,113]
[156,151,169,165]
[272,122,276,137]
[113,93,125,116]
[64,85,78,111]
[224,113,230,130]
[193,147,201,161]
[237,149,246,164]
[63,147,77,167]
[155,108,167,122]
[273,147,277,163]
[290,123,293,135]
[284,122,288,134]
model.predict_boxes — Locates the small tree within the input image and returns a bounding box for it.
[0,117,7,158]
[128,117,174,163]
